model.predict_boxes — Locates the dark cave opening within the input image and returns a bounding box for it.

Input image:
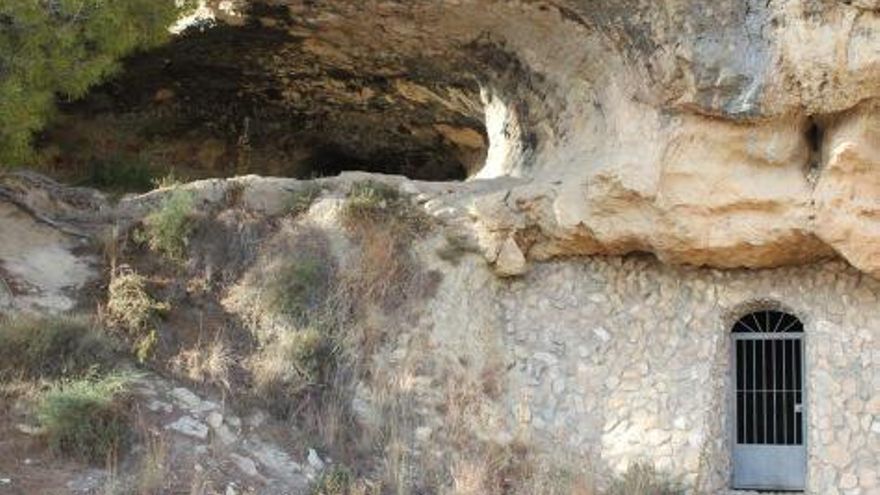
[805,118,824,178]
[42,12,487,186]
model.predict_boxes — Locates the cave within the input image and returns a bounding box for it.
[43,5,490,184]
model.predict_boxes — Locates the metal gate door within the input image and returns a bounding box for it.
[732,310,806,491]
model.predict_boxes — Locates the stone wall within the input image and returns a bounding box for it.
[419,251,880,494]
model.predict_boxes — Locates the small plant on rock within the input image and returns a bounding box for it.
[343,180,430,235]
[36,372,135,464]
[344,180,400,220]
[286,182,325,217]
[151,171,182,189]
[135,187,195,261]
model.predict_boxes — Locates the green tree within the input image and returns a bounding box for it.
[0,0,191,165]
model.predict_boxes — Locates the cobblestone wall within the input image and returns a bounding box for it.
[438,256,880,494]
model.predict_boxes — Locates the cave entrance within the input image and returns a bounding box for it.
[43,11,489,186]
[731,309,806,491]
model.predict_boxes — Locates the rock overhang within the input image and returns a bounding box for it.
[34,0,880,277]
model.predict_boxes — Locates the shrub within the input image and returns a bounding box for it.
[343,180,430,235]
[0,315,115,380]
[286,182,325,217]
[344,181,400,218]
[341,225,425,310]
[171,333,232,391]
[106,269,167,362]
[225,225,338,340]
[266,255,335,325]
[81,157,157,192]
[36,372,135,463]
[136,428,169,495]
[605,463,682,495]
[251,328,335,418]
[0,0,194,164]
[311,465,354,495]
[135,188,196,261]
[152,171,183,190]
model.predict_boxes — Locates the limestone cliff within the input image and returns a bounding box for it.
[45,0,880,277]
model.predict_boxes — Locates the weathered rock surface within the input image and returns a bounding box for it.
[42,0,880,277]
[0,172,108,313]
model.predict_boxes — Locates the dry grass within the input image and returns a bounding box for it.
[228,225,338,339]
[171,332,232,392]
[218,180,447,489]
[135,426,169,495]
[286,182,325,217]
[250,327,335,418]
[311,465,378,495]
[0,314,116,380]
[152,171,183,190]
[223,191,440,491]
[449,441,596,495]
[105,267,167,362]
[605,463,682,495]
[99,224,121,272]
[106,268,166,332]
[339,225,427,310]
[342,180,431,238]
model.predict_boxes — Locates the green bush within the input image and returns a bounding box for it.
[80,157,158,192]
[266,255,334,325]
[0,0,193,165]
[284,328,333,385]
[136,188,196,261]
[36,372,135,463]
[0,315,115,380]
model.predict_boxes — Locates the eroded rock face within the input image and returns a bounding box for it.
[44,0,880,276]
[0,172,108,313]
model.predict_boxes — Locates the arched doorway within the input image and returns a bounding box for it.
[731,309,806,491]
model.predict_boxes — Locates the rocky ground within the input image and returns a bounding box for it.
[0,373,319,494]
[0,172,326,494]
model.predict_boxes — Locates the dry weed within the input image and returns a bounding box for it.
[171,332,232,391]
[605,463,682,495]
[106,267,167,362]
[451,458,488,495]
[0,314,116,380]
[136,426,169,495]
[250,327,335,418]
